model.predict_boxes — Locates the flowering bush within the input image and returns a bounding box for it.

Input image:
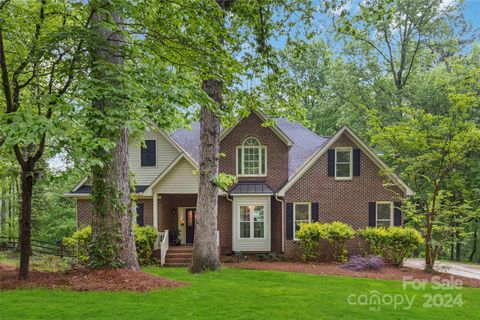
[342,255,385,271]
[358,226,423,266]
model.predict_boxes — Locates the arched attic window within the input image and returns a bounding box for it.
[236,137,267,176]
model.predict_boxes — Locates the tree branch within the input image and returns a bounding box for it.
[0,26,13,113]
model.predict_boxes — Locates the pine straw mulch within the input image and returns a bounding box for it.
[225,261,480,288]
[0,264,187,292]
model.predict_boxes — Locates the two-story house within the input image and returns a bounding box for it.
[66,111,413,260]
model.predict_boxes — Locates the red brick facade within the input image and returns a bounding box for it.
[220,113,289,191]
[77,198,153,228]
[75,115,407,259]
[283,131,405,259]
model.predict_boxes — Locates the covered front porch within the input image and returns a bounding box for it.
[154,193,198,246]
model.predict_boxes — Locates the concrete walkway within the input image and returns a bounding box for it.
[405,258,480,280]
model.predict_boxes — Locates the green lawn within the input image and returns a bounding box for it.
[1,267,479,319]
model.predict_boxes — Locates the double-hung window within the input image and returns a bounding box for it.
[376,202,393,227]
[335,147,352,179]
[294,203,311,240]
[237,137,266,176]
[239,205,265,238]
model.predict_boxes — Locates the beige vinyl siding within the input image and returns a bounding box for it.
[128,130,180,185]
[152,158,198,194]
[232,196,271,252]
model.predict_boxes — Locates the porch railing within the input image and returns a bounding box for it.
[157,230,169,266]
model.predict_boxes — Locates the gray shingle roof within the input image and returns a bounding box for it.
[170,117,329,180]
[230,183,273,195]
[170,122,201,162]
[273,118,329,179]
[71,185,149,194]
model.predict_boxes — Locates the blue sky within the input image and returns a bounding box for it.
[464,0,480,27]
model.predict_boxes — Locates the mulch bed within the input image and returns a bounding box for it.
[225,261,480,288]
[0,264,186,292]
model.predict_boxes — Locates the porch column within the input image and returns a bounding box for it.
[153,192,158,231]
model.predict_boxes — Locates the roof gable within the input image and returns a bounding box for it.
[277,126,414,196]
[220,110,294,146]
[171,111,327,178]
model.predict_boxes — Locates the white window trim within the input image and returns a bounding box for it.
[376,201,394,227]
[293,202,311,241]
[236,137,267,177]
[334,147,352,180]
[238,204,266,239]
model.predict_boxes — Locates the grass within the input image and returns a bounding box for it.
[0,252,71,272]
[1,266,479,319]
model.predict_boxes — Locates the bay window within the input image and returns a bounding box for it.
[239,205,265,238]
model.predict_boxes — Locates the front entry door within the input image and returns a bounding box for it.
[185,208,196,244]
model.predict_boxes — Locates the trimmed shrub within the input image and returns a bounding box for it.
[358,226,423,266]
[134,225,158,265]
[357,227,388,256]
[296,221,354,262]
[385,227,423,266]
[342,255,385,271]
[62,226,92,264]
[296,222,325,261]
[63,225,159,266]
[322,221,355,262]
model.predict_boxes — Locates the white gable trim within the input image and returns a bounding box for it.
[143,153,225,196]
[68,123,198,198]
[277,126,414,196]
[71,176,88,192]
[143,154,188,196]
[220,110,293,146]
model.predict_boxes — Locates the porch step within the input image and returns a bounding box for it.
[165,252,192,259]
[164,245,192,267]
[168,246,193,253]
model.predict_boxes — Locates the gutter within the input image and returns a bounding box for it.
[274,193,285,253]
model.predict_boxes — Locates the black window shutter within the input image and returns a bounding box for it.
[368,202,376,227]
[141,144,147,166]
[353,149,361,176]
[141,140,156,166]
[136,203,144,226]
[286,203,293,240]
[311,203,319,221]
[394,202,402,226]
[327,149,335,177]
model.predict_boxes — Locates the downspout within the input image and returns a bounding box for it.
[226,194,233,252]
[275,194,285,253]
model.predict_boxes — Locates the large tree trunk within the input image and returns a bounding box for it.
[89,7,139,270]
[18,169,33,279]
[189,79,222,273]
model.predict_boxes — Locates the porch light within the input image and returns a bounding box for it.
[171,208,176,215]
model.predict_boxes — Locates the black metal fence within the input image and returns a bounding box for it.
[0,236,74,258]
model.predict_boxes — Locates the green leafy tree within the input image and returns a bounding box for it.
[368,59,480,270]
[0,0,89,279]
